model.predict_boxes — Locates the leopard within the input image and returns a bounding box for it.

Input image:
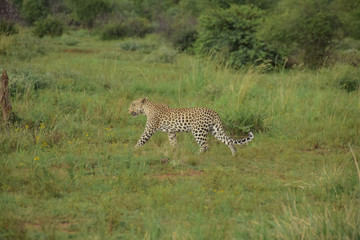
[128,97,254,156]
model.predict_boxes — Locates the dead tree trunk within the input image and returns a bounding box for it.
[1,70,12,122]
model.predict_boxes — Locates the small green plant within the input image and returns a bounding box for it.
[0,19,18,36]
[8,70,51,98]
[0,35,46,59]
[221,107,266,134]
[338,70,360,92]
[119,39,157,53]
[64,38,79,46]
[101,17,152,40]
[144,47,178,63]
[33,16,64,38]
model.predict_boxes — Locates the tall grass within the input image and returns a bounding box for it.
[0,30,359,239]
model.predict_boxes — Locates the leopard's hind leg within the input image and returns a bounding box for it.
[168,132,177,147]
[191,128,209,153]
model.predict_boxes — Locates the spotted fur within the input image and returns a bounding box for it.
[128,97,254,156]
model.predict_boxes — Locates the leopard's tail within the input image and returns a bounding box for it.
[233,132,254,145]
[212,123,253,146]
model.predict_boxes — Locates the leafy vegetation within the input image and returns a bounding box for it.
[101,17,152,40]
[2,0,358,67]
[259,0,341,67]
[0,30,359,239]
[0,19,18,36]
[33,16,64,38]
[196,5,282,69]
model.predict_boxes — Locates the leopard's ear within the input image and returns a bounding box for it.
[141,97,148,104]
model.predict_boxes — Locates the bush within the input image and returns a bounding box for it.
[259,0,341,67]
[8,70,51,98]
[338,70,360,93]
[170,23,198,53]
[101,18,152,40]
[195,5,283,69]
[21,0,50,24]
[119,40,156,52]
[0,35,46,60]
[33,17,64,38]
[0,19,18,36]
[67,0,111,27]
[172,28,197,52]
[221,107,266,134]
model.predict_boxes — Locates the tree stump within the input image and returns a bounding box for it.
[1,70,12,122]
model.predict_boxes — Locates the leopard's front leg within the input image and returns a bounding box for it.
[135,123,157,149]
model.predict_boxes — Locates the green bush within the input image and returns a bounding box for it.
[21,0,50,24]
[0,19,18,36]
[170,25,198,53]
[101,18,152,40]
[333,0,360,39]
[338,70,360,93]
[195,5,282,69]
[221,107,266,134]
[0,35,46,60]
[119,40,156,52]
[66,0,111,27]
[33,17,64,38]
[259,0,341,67]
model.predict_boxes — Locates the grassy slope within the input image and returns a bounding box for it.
[0,30,359,239]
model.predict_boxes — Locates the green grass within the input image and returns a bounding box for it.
[1,29,359,239]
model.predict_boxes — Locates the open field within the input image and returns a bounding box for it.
[1,30,360,239]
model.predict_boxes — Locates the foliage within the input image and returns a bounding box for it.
[8,70,51,98]
[333,0,360,39]
[259,0,341,67]
[21,0,51,24]
[33,16,64,38]
[206,0,281,9]
[0,19,18,36]
[338,69,360,93]
[101,17,152,40]
[0,34,46,59]
[118,39,157,52]
[196,5,283,69]
[172,28,198,52]
[66,0,111,27]
[0,28,359,240]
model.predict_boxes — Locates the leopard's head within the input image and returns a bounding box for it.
[128,97,148,117]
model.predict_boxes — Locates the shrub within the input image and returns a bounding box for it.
[33,17,64,38]
[173,29,197,52]
[101,17,152,40]
[170,25,198,53]
[195,5,283,69]
[221,107,267,134]
[0,19,18,36]
[67,0,111,27]
[21,0,50,24]
[338,70,360,93]
[8,70,51,98]
[259,0,341,68]
[0,35,46,60]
